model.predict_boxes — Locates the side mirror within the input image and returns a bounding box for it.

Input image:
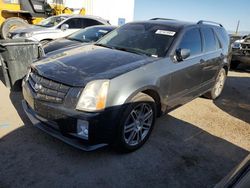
[175,48,190,62]
[61,24,69,31]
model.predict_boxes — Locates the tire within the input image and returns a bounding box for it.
[116,93,156,152]
[230,61,240,69]
[0,17,29,39]
[204,68,226,100]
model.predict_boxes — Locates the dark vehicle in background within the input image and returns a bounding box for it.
[229,34,243,45]
[231,35,250,69]
[43,25,116,54]
[215,154,250,188]
[22,19,230,152]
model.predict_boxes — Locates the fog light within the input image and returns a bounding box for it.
[77,120,89,139]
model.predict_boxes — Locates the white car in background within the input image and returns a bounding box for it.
[9,15,110,45]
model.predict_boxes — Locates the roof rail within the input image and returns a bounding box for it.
[150,18,175,21]
[197,20,223,27]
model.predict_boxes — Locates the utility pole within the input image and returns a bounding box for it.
[235,20,240,35]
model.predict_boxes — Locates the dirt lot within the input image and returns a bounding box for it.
[0,68,249,188]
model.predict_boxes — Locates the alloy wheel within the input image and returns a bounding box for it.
[123,103,154,146]
[214,70,226,97]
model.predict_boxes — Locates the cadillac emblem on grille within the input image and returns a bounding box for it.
[34,83,42,91]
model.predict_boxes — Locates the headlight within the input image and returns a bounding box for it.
[25,68,31,81]
[22,68,31,87]
[12,33,20,39]
[76,80,110,112]
[232,42,241,49]
[22,32,33,38]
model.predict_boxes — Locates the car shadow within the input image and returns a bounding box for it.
[0,66,5,84]
[213,75,250,124]
[230,63,250,73]
[1,91,249,187]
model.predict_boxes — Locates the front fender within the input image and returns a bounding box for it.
[106,58,170,108]
[124,85,161,103]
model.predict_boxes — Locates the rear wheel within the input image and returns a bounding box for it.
[204,68,226,100]
[116,93,156,152]
[0,17,29,39]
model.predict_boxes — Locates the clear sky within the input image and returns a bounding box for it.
[134,0,250,33]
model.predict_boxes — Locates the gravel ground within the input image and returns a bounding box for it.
[0,68,249,188]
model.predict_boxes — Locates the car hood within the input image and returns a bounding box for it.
[234,39,245,44]
[43,38,82,54]
[33,44,157,87]
[11,25,53,34]
[45,43,86,57]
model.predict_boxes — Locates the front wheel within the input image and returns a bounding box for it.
[116,93,156,152]
[204,68,226,100]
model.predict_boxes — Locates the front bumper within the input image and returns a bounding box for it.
[231,55,250,64]
[22,78,122,151]
[22,100,108,151]
[232,49,250,64]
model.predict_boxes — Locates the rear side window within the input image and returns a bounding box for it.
[82,19,103,28]
[214,27,229,50]
[214,33,221,49]
[201,28,217,52]
[178,28,202,56]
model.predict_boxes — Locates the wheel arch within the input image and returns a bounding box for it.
[125,86,162,117]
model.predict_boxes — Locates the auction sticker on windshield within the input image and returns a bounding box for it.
[99,30,109,33]
[155,30,176,36]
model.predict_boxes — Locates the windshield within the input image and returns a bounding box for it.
[68,27,114,42]
[96,23,176,57]
[36,16,67,28]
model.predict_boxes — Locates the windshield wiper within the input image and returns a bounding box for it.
[95,43,114,49]
[95,44,154,57]
[112,46,151,57]
[67,38,84,42]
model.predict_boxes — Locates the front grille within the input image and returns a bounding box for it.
[27,71,70,103]
[241,43,250,56]
[241,37,250,53]
[241,43,250,49]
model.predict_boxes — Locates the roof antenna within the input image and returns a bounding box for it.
[235,20,240,35]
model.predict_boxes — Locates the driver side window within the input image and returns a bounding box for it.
[178,28,202,57]
[63,18,82,29]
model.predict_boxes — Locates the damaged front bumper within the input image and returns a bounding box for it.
[232,42,250,64]
[22,100,108,151]
[231,54,250,64]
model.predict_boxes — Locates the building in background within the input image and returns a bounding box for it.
[47,0,135,26]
